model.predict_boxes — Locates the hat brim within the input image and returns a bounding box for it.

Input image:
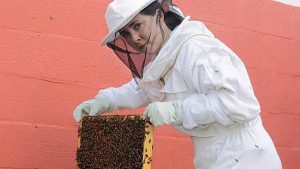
[100,0,156,46]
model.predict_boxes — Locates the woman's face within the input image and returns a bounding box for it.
[118,12,164,54]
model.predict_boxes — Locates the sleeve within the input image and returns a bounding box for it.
[98,79,151,110]
[179,37,261,129]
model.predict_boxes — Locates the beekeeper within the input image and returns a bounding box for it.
[73,0,282,168]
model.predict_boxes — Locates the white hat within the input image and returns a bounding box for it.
[101,0,156,46]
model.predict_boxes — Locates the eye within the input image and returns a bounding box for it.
[133,23,142,31]
[120,31,129,38]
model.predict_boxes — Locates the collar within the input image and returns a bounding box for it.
[137,16,214,90]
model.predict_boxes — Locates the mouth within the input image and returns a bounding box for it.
[141,42,148,48]
[138,42,149,52]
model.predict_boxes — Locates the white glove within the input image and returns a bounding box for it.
[73,94,114,122]
[144,100,183,126]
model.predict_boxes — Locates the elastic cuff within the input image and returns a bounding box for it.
[172,100,184,124]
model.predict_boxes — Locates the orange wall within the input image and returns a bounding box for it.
[0,0,299,168]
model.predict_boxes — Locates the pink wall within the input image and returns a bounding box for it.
[0,0,299,168]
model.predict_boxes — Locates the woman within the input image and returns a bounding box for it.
[73,0,282,168]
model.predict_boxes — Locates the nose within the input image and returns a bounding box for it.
[124,30,145,51]
[131,31,141,43]
[127,31,144,50]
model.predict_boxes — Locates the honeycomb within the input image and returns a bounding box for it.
[77,115,154,169]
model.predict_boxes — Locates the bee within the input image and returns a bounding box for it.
[77,115,149,168]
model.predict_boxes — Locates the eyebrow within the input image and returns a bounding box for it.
[128,20,138,28]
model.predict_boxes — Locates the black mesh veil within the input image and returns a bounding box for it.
[105,7,176,82]
[104,0,184,83]
[107,34,154,79]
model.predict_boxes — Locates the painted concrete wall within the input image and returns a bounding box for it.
[0,0,299,168]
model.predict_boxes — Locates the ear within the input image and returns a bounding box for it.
[160,0,172,13]
[155,9,165,23]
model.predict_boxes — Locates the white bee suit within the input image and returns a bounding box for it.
[99,17,282,169]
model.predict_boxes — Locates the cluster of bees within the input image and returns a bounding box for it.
[77,115,151,169]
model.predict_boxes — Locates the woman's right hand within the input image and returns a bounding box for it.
[73,95,113,122]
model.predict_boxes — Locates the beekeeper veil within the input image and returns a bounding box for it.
[101,0,184,80]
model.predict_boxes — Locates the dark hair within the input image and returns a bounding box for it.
[140,1,183,31]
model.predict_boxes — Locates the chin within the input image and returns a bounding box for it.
[146,45,158,54]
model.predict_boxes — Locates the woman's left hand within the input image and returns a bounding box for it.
[144,100,183,126]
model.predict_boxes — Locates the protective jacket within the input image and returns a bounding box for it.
[100,17,282,169]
